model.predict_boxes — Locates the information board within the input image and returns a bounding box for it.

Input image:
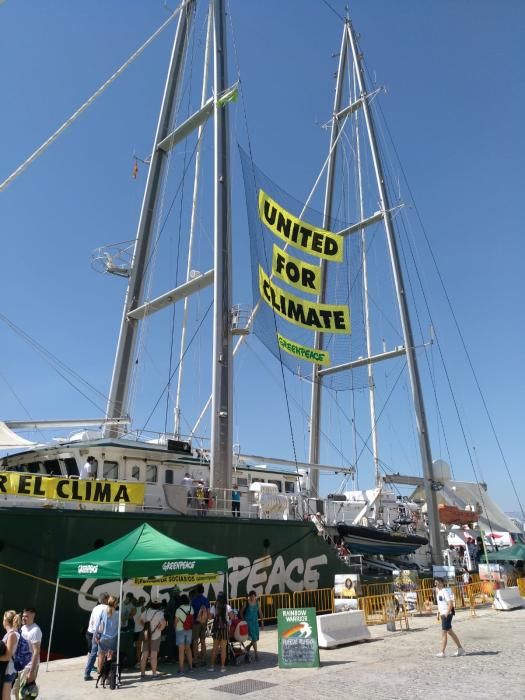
[277,607,320,669]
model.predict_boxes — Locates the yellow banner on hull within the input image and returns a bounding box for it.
[0,472,145,505]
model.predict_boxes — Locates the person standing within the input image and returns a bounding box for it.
[14,608,42,697]
[208,593,229,673]
[191,584,210,667]
[139,599,166,680]
[434,578,466,657]
[120,593,136,632]
[241,591,263,661]
[96,596,119,673]
[132,597,146,667]
[181,473,193,510]
[0,611,20,700]
[84,592,109,681]
[174,594,193,674]
[231,485,241,517]
[79,456,96,480]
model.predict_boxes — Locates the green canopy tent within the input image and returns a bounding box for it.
[47,523,228,673]
[485,542,525,561]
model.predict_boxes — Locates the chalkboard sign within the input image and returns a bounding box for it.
[277,607,320,669]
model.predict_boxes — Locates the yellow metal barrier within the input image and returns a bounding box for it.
[361,582,393,598]
[358,593,409,629]
[293,587,334,614]
[465,581,494,610]
[259,592,291,621]
[517,577,525,596]
[228,596,247,615]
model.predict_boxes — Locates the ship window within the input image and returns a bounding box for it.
[146,465,158,483]
[63,457,79,477]
[103,461,119,480]
[27,462,42,474]
[284,481,295,494]
[43,460,61,476]
[131,466,141,480]
[251,478,264,484]
[268,479,282,492]
[165,469,173,484]
[236,477,248,487]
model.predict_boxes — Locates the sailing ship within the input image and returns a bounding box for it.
[0,2,520,657]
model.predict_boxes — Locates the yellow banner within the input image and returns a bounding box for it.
[0,472,145,505]
[258,189,343,262]
[272,245,322,295]
[134,573,219,586]
[277,333,331,366]
[259,266,350,334]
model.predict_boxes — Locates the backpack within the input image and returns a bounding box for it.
[197,605,208,625]
[14,634,33,672]
[177,607,193,631]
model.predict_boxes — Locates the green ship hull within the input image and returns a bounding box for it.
[0,507,345,658]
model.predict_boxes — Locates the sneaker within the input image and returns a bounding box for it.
[208,667,214,672]
[84,676,94,681]
[139,675,146,681]
[435,652,446,657]
[220,667,226,673]
[454,648,467,656]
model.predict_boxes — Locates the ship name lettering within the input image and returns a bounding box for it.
[0,475,7,493]
[227,554,327,598]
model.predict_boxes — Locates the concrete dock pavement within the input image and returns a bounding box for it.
[39,607,525,699]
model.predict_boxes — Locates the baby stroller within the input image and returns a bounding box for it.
[227,614,251,665]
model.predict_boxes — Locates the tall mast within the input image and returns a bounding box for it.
[210,0,233,491]
[345,20,443,564]
[104,1,195,437]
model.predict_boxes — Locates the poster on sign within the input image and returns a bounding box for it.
[392,570,419,612]
[333,573,360,611]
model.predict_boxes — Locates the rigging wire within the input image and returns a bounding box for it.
[0,3,188,193]
[163,17,199,435]
[0,313,109,413]
[359,60,513,526]
[138,300,213,436]
[230,13,302,490]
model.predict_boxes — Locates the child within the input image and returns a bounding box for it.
[242,591,263,661]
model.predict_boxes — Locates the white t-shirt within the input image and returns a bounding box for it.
[134,606,146,633]
[436,586,454,615]
[88,603,107,634]
[142,609,165,640]
[79,461,93,480]
[21,623,42,671]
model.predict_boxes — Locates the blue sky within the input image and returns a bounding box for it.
[0,1,523,513]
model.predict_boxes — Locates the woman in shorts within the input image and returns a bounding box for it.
[174,594,193,674]
[0,610,21,700]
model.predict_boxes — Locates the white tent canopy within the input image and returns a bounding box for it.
[0,421,36,448]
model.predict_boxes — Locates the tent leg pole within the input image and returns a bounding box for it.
[116,579,123,685]
[46,578,60,671]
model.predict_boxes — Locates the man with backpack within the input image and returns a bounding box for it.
[190,585,210,667]
[15,607,42,696]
